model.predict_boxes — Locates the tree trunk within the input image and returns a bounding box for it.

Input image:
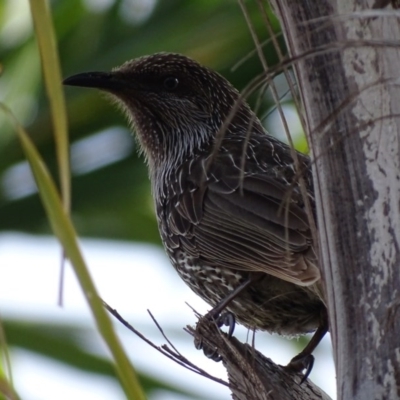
[269,0,400,399]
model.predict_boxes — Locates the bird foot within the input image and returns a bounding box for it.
[194,311,236,362]
[215,311,236,337]
[285,353,315,384]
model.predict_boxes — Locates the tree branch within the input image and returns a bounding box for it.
[188,316,332,400]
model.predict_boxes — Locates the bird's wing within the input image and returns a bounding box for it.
[166,145,319,287]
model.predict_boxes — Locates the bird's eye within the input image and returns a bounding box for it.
[163,76,179,91]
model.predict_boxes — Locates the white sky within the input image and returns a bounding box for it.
[0,232,335,400]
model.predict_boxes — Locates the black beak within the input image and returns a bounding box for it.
[63,71,121,91]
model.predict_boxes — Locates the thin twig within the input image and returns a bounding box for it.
[103,300,229,387]
[147,309,182,356]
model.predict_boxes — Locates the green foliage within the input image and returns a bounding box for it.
[4,320,205,399]
[0,1,305,399]
[0,0,283,243]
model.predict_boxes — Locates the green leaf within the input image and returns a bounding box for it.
[29,0,70,211]
[0,103,145,400]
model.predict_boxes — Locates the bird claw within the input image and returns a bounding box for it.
[203,346,223,362]
[194,336,223,361]
[194,311,236,362]
[215,311,236,338]
[285,353,315,384]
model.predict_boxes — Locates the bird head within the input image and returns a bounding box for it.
[64,53,247,172]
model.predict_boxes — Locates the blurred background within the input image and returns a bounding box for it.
[0,0,334,399]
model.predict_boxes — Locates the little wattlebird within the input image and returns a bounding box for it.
[64,53,328,378]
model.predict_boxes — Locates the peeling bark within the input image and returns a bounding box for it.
[269,1,400,399]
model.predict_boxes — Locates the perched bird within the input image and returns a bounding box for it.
[64,53,328,374]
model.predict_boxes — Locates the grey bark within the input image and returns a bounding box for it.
[269,0,400,399]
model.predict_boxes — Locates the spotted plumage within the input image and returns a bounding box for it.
[64,53,328,364]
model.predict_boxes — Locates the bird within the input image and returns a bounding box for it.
[63,52,328,376]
